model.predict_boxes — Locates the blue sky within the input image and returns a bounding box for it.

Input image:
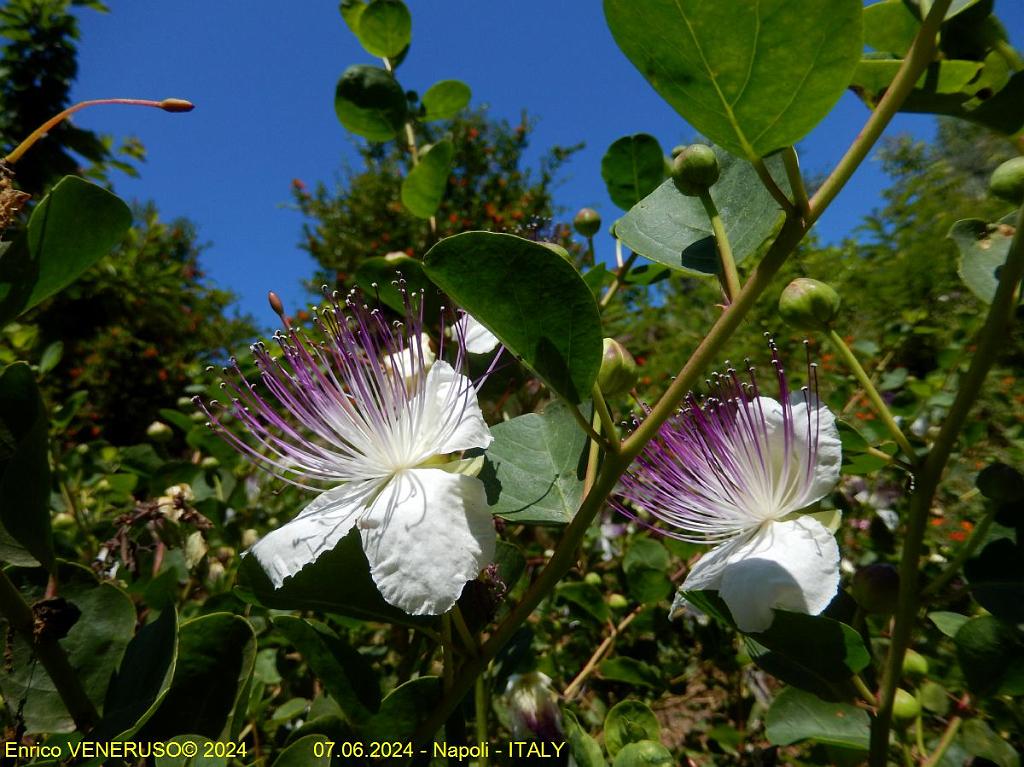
[67,1,1024,323]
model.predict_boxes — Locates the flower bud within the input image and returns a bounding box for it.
[902,648,929,677]
[976,462,1024,502]
[778,278,841,331]
[573,208,602,238]
[584,571,601,586]
[146,420,173,443]
[671,144,720,196]
[200,456,220,469]
[852,563,900,614]
[52,512,76,531]
[241,528,260,549]
[608,592,629,610]
[989,157,1024,204]
[597,338,639,397]
[501,671,563,740]
[892,688,921,721]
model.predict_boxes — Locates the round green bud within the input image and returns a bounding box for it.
[584,572,602,586]
[200,456,220,469]
[241,528,260,549]
[670,144,687,159]
[146,420,173,443]
[851,563,900,615]
[52,512,76,531]
[670,144,720,196]
[989,157,1024,204]
[177,396,193,408]
[892,688,921,721]
[902,648,929,677]
[190,410,206,422]
[976,462,1024,502]
[573,208,602,238]
[778,278,842,331]
[597,338,640,397]
[608,593,629,610]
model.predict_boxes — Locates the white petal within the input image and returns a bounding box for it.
[248,481,379,587]
[360,468,496,615]
[789,395,842,504]
[420,360,493,454]
[382,332,435,384]
[715,516,841,632]
[456,314,500,355]
[680,530,756,593]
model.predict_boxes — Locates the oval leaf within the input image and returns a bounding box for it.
[601,134,666,211]
[355,0,411,58]
[604,0,863,159]
[604,700,661,758]
[422,79,471,121]
[334,64,407,142]
[401,139,454,218]
[765,687,870,749]
[950,211,1017,304]
[423,232,603,404]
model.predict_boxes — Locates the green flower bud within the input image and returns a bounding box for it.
[852,563,900,614]
[976,462,1024,502]
[892,688,921,721]
[598,338,639,397]
[573,208,602,238]
[584,571,602,586]
[670,144,687,159]
[902,648,929,677]
[146,420,173,443]
[989,157,1024,204]
[190,410,206,422]
[608,592,629,610]
[52,512,76,531]
[200,456,220,469]
[778,278,841,331]
[671,144,720,196]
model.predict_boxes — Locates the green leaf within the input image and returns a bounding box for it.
[615,147,790,276]
[954,616,1024,698]
[479,400,587,524]
[863,0,920,54]
[334,64,408,142]
[603,0,862,159]
[0,362,54,568]
[961,719,1021,767]
[603,700,660,758]
[0,176,132,326]
[623,538,672,604]
[950,211,1018,304]
[339,0,366,36]
[273,616,380,726]
[929,611,969,638]
[965,538,1024,623]
[362,676,441,742]
[421,79,471,121]
[353,253,442,317]
[0,572,135,733]
[401,139,453,218]
[355,0,411,58]
[271,735,332,767]
[92,608,178,742]
[612,740,673,767]
[154,735,224,767]
[137,613,256,740]
[601,134,666,211]
[838,420,897,475]
[765,687,870,749]
[563,709,605,767]
[598,657,663,690]
[424,232,603,404]
[236,527,426,628]
[556,581,611,624]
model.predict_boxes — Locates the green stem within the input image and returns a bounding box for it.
[921,504,996,598]
[921,716,964,767]
[585,234,595,267]
[753,157,796,217]
[700,191,741,302]
[600,251,639,310]
[582,409,602,498]
[592,386,619,449]
[827,329,917,460]
[565,396,612,450]
[475,673,490,765]
[854,674,877,707]
[870,203,1024,767]
[782,147,811,219]
[0,569,98,730]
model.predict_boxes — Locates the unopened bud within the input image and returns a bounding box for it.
[852,563,900,614]
[902,648,929,677]
[584,571,601,586]
[892,688,921,721]
[671,144,720,196]
[160,98,195,113]
[778,278,841,331]
[573,208,602,238]
[146,420,173,443]
[502,672,563,740]
[268,291,286,319]
[989,157,1024,204]
[598,338,639,397]
[200,456,220,469]
[52,512,76,530]
[608,592,629,610]
[241,528,260,549]
[976,462,1024,501]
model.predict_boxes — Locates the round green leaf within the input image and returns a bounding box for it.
[334,64,407,142]
[556,581,611,624]
[954,616,1024,698]
[604,700,661,758]
[356,0,411,58]
[612,740,674,767]
[950,211,1018,304]
[863,0,920,54]
[601,134,666,211]
[401,139,454,218]
[563,709,605,767]
[765,687,870,749]
[0,362,54,568]
[423,232,603,404]
[615,146,791,275]
[422,79,471,121]
[604,0,863,159]
[480,401,588,524]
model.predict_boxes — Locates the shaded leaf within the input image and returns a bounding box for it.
[598,657,662,690]
[601,134,666,211]
[954,616,1024,698]
[401,139,453,218]
[612,740,673,767]
[271,735,332,767]
[766,687,870,749]
[603,700,660,758]
[563,709,605,767]
[557,581,611,623]
[334,64,407,142]
[950,211,1017,304]
[362,676,440,742]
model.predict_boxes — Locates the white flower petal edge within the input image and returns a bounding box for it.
[420,360,494,455]
[456,314,500,355]
[682,515,840,633]
[361,467,496,615]
[789,396,842,505]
